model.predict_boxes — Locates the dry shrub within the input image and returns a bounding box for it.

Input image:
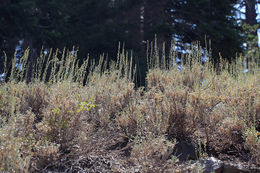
[0,82,26,122]
[180,65,207,89]
[0,106,60,172]
[165,88,193,139]
[0,115,32,172]
[0,89,4,116]
[29,82,96,171]
[0,83,34,172]
[144,66,260,166]
[139,89,171,135]
[116,101,141,137]
[130,135,175,173]
[146,64,208,92]
[19,83,49,123]
[256,100,260,130]
[144,68,219,140]
[0,81,97,172]
[0,82,49,122]
[31,143,60,170]
[146,69,169,92]
[118,67,221,142]
[0,47,259,172]
[244,127,260,165]
[208,117,245,153]
[37,82,93,149]
[224,85,260,129]
[116,87,187,138]
[86,71,136,127]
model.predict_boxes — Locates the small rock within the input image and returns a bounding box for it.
[172,140,198,161]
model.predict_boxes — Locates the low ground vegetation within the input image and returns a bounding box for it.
[0,43,259,172]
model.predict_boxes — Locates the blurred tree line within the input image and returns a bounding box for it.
[0,0,259,85]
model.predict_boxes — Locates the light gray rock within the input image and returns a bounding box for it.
[189,157,250,173]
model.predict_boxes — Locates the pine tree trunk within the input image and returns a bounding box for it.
[245,0,257,26]
[245,0,258,47]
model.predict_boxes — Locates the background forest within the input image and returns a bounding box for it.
[0,0,260,85]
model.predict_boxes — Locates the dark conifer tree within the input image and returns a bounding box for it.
[167,0,243,61]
